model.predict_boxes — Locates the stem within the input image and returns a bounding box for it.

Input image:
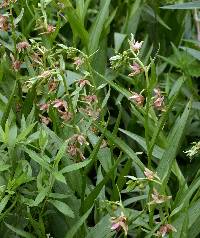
[9,7,17,55]
[144,68,152,168]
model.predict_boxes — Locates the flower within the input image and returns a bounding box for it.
[73,57,84,70]
[38,103,49,111]
[17,41,30,53]
[128,63,143,76]
[39,115,51,125]
[77,79,92,87]
[32,52,42,65]
[52,99,67,110]
[144,168,160,181]
[84,95,98,103]
[149,188,171,205]
[129,92,144,106]
[128,34,143,53]
[154,97,164,110]
[48,80,58,92]
[70,134,89,146]
[59,111,72,121]
[0,15,8,31]
[67,144,85,160]
[67,144,78,157]
[156,224,177,237]
[111,212,128,235]
[47,24,55,33]
[39,70,52,79]
[153,88,165,111]
[0,0,17,8]
[10,54,21,71]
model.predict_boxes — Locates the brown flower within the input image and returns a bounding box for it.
[32,52,42,65]
[0,15,8,31]
[144,168,160,181]
[84,95,98,103]
[52,99,67,110]
[154,97,164,110]
[153,88,165,111]
[39,115,51,125]
[80,107,100,120]
[111,212,128,236]
[73,57,84,70]
[128,63,143,77]
[59,110,72,122]
[48,80,58,92]
[38,103,49,111]
[47,24,55,34]
[67,144,85,160]
[0,0,17,8]
[10,54,21,71]
[129,92,144,106]
[77,79,92,87]
[39,70,52,79]
[149,188,172,205]
[70,134,89,146]
[156,224,177,237]
[17,41,30,53]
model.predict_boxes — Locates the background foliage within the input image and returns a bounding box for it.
[0,0,200,237]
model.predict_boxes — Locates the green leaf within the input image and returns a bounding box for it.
[54,141,68,167]
[14,8,24,25]
[156,100,191,185]
[180,47,200,61]
[24,148,50,171]
[17,123,36,143]
[60,159,91,174]
[31,187,48,207]
[88,0,111,54]
[119,129,164,159]
[5,223,35,238]
[65,207,93,238]
[1,81,17,128]
[83,157,121,212]
[0,195,10,214]
[49,200,74,218]
[53,172,67,184]
[60,0,88,46]
[86,215,114,238]
[114,32,127,52]
[94,123,145,170]
[161,1,200,10]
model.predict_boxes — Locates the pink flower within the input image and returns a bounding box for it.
[128,36,143,53]
[84,95,98,103]
[149,188,172,205]
[52,99,67,110]
[73,57,84,70]
[39,115,51,125]
[17,41,30,53]
[128,63,143,76]
[111,212,128,235]
[153,88,165,111]
[10,54,21,71]
[156,224,177,237]
[144,168,159,181]
[129,92,144,106]
[77,79,92,87]
[38,103,49,111]
[0,15,8,31]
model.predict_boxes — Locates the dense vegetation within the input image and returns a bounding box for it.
[0,0,200,237]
